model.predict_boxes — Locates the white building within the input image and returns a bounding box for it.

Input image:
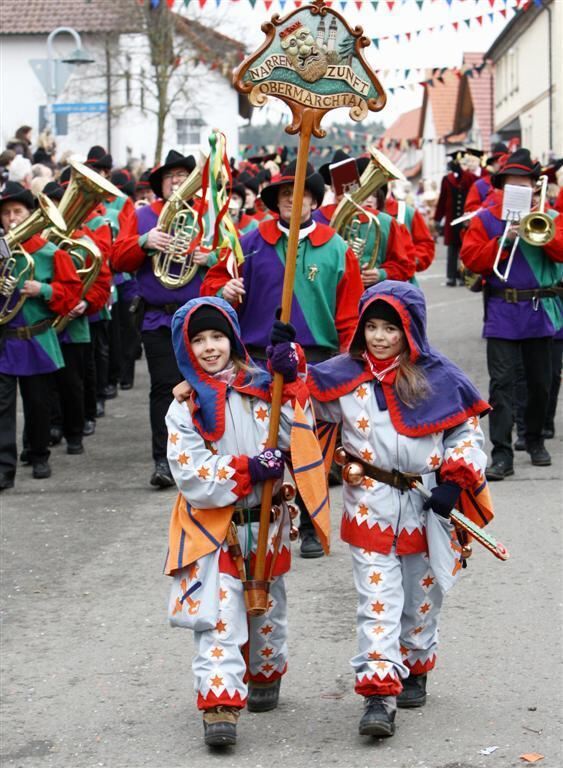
[0,0,248,167]
[486,0,563,163]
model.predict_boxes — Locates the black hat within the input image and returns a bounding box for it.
[136,169,152,190]
[149,150,196,199]
[260,160,326,214]
[541,158,563,184]
[228,182,246,203]
[238,171,260,196]
[111,169,135,199]
[318,149,351,185]
[43,181,64,201]
[364,299,403,328]
[59,166,71,187]
[85,145,113,171]
[356,156,370,176]
[187,304,235,344]
[0,181,35,211]
[491,148,542,189]
[487,142,509,165]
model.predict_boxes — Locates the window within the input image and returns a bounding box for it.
[177,117,205,146]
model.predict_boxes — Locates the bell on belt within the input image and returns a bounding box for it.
[281,482,296,501]
[334,446,348,467]
[289,526,299,542]
[287,503,299,520]
[342,462,364,487]
[461,544,473,559]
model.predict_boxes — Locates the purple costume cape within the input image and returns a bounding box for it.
[308,281,490,437]
[135,205,204,332]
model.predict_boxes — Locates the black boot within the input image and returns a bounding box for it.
[397,674,427,709]
[527,442,551,466]
[299,530,324,559]
[203,706,239,747]
[150,459,174,489]
[358,695,396,737]
[247,678,280,712]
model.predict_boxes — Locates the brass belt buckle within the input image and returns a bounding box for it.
[504,288,518,303]
[16,327,32,340]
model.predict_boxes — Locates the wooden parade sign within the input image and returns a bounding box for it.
[234,0,386,137]
[232,0,386,617]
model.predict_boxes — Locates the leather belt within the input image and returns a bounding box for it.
[232,492,282,526]
[487,286,562,303]
[144,302,181,315]
[5,318,52,340]
[338,447,422,492]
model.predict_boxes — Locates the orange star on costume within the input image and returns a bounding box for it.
[371,600,385,615]
[356,385,368,400]
[399,644,410,656]
[197,465,211,480]
[217,467,229,481]
[372,625,385,635]
[368,651,383,660]
[219,588,228,601]
[419,602,431,615]
[428,454,441,469]
[188,563,200,581]
[360,448,373,462]
[255,406,269,422]
[178,452,190,466]
[375,661,388,671]
[369,571,382,585]
[453,446,465,456]
[469,416,480,429]
[356,417,370,432]
[215,619,227,633]
[412,625,423,635]
[210,647,224,659]
[421,575,435,589]
[362,477,375,490]
[169,433,179,445]
[260,624,273,636]
[210,674,224,688]
[462,439,473,449]
[358,503,369,517]
[260,647,274,658]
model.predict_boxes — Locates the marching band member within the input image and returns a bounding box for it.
[464,143,508,214]
[0,182,82,488]
[227,182,259,235]
[201,160,364,558]
[165,297,315,748]
[112,150,210,489]
[460,148,563,480]
[307,281,489,738]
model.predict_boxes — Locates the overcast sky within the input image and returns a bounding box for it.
[184,0,514,128]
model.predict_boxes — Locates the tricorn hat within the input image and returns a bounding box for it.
[111,169,135,199]
[260,160,326,214]
[0,181,35,211]
[149,150,196,199]
[85,145,113,171]
[491,148,541,189]
[42,181,65,201]
[487,142,509,165]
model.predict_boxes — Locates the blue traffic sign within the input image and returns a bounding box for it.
[52,102,108,114]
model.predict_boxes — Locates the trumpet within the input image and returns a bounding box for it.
[0,194,67,325]
[340,194,381,267]
[493,175,556,283]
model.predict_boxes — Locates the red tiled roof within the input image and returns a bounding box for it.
[382,108,422,142]
[421,69,461,140]
[461,52,493,153]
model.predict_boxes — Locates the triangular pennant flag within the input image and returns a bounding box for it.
[248,0,256,6]
[500,8,507,16]
[371,0,379,9]
[388,87,395,94]
[372,37,380,48]
[406,31,411,40]
[340,0,347,8]
[404,68,410,78]
[452,20,459,30]
[464,17,471,26]
[489,0,495,5]
[387,0,395,9]
[416,0,423,7]
[476,15,483,24]
[394,33,400,42]
[416,28,422,36]
[355,0,363,8]
[488,12,494,21]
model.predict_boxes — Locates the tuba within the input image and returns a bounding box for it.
[152,165,204,289]
[44,160,123,332]
[0,193,67,325]
[330,147,406,269]
[492,175,556,283]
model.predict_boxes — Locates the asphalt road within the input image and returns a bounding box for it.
[1,247,561,768]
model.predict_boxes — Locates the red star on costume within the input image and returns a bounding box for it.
[369,571,382,585]
[217,467,229,481]
[371,600,385,615]
[256,406,268,422]
[260,624,273,636]
[261,663,274,673]
[210,674,224,688]
[215,619,227,633]
[419,602,431,615]
[197,465,211,480]
[412,626,423,635]
[428,454,441,469]
[362,477,375,490]
[368,651,383,660]
[357,417,370,432]
[421,575,435,589]
[260,647,274,658]
[360,448,374,462]
[169,433,179,445]
[358,503,369,517]
[469,416,479,429]
[178,452,190,466]
[219,588,228,601]
[372,625,385,635]
[210,647,224,659]
[356,385,368,400]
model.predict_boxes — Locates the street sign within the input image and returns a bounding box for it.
[51,102,108,114]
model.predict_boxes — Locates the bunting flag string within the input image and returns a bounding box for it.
[181,0,532,10]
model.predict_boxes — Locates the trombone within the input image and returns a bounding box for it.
[493,175,556,283]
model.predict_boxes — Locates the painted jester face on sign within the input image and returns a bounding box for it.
[281,24,328,83]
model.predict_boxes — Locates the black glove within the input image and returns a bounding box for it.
[270,308,296,345]
[422,482,462,519]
